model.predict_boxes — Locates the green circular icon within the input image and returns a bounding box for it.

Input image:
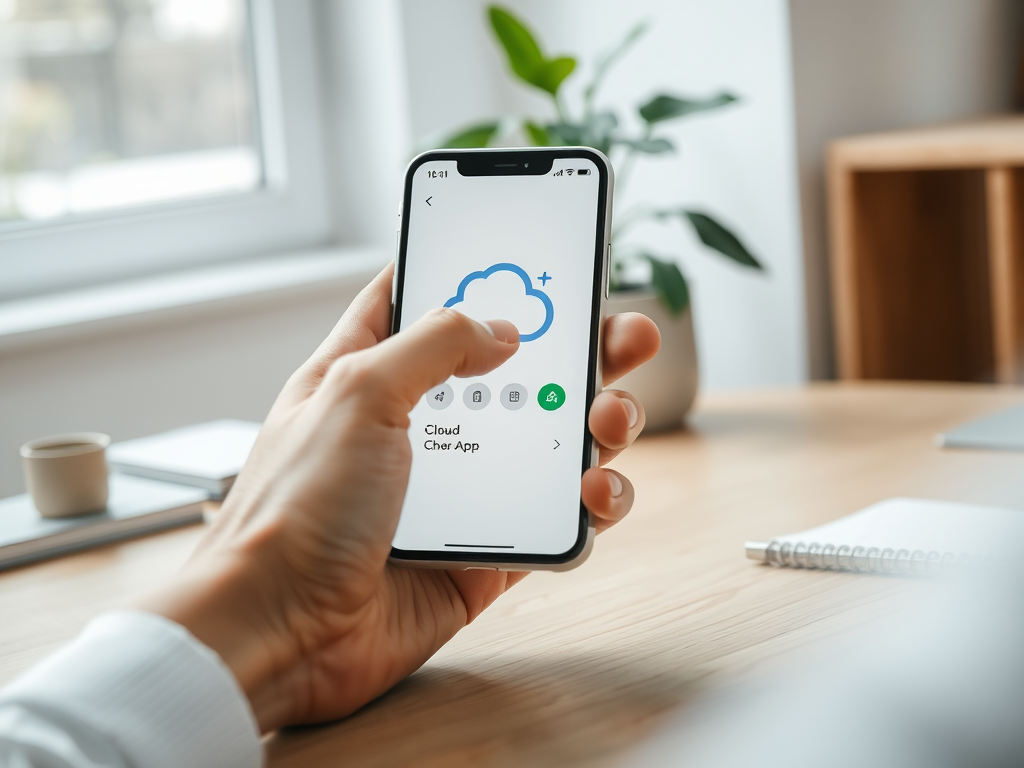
[538,383,566,411]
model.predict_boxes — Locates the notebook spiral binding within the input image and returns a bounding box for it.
[763,540,985,576]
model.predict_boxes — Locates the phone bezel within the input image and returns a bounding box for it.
[388,147,612,568]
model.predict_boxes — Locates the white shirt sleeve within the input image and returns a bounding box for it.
[0,611,262,768]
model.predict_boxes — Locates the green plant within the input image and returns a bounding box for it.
[433,5,764,315]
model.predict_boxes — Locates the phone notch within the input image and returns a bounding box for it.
[457,151,553,177]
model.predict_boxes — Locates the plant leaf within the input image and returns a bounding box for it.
[615,206,763,270]
[523,120,554,146]
[546,122,582,146]
[545,112,617,153]
[684,210,762,269]
[487,5,576,97]
[615,137,674,154]
[488,6,544,83]
[440,122,501,149]
[533,57,577,97]
[642,253,690,315]
[639,92,738,124]
[585,110,618,138]
[583,21,647,106]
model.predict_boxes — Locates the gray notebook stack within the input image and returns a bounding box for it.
[937,403,1024,451]
[0,474,207,571]
[107,419,260,499]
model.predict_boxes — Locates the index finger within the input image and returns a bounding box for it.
[295,263,395,380]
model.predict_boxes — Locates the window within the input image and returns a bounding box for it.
[1,0,260,222]
[0,0,334,300]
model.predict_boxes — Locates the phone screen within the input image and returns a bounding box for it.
[391,150,609,563]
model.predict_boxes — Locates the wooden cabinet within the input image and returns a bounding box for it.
[828,117,1024,383]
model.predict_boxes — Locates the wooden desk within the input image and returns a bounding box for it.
[3,383,1024,766]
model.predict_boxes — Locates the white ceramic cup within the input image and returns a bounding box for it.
[20,433,111,518]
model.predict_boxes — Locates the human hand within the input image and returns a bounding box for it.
[140,263,660,731]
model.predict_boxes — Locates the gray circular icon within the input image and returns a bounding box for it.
[425,383,454,410]
[500,383,528,411]
[463,382,491,410]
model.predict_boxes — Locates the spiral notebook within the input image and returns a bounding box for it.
[746,498,1024,576]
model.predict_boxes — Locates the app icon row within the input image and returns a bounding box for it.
[425,382,565,411]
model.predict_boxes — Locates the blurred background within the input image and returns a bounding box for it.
[1,0,1022,496]
[0,0,258,223]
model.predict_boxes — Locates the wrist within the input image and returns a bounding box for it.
[137,546,298,730]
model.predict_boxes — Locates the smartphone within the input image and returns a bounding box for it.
[388,147,613,571]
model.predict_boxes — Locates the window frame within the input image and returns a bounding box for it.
[0,0,335,301]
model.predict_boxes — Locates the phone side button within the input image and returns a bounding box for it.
[391,231,399,305]
[605,244,611,298]
[466,566,499,571]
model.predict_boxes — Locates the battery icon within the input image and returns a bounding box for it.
[577,169,592,175]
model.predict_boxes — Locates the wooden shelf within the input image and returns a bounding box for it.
[829,116,1024,383]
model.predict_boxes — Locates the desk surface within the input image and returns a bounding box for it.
[3,383,1024,766]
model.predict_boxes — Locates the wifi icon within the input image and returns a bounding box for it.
[566,169,575,176]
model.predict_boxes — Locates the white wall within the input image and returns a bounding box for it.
[400,0,808,392]
[317,0,413,247]
[789,0,1024,379]
[0,280,369,498]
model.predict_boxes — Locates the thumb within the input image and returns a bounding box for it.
[324,308,519,419]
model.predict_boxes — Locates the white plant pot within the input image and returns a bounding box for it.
[605,290,699,432]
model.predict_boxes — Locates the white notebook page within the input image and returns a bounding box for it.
[774,498,1024,554]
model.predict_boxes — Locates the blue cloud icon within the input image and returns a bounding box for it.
[444,263,554,342]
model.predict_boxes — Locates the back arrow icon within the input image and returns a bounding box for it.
[553,439,560,449]
[425,196,433,206]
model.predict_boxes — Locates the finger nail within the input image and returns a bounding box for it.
[621,397,638,429]
[608,472,624,498]
[483,320,519,344]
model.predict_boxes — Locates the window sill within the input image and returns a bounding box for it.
[0,247,390,355]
